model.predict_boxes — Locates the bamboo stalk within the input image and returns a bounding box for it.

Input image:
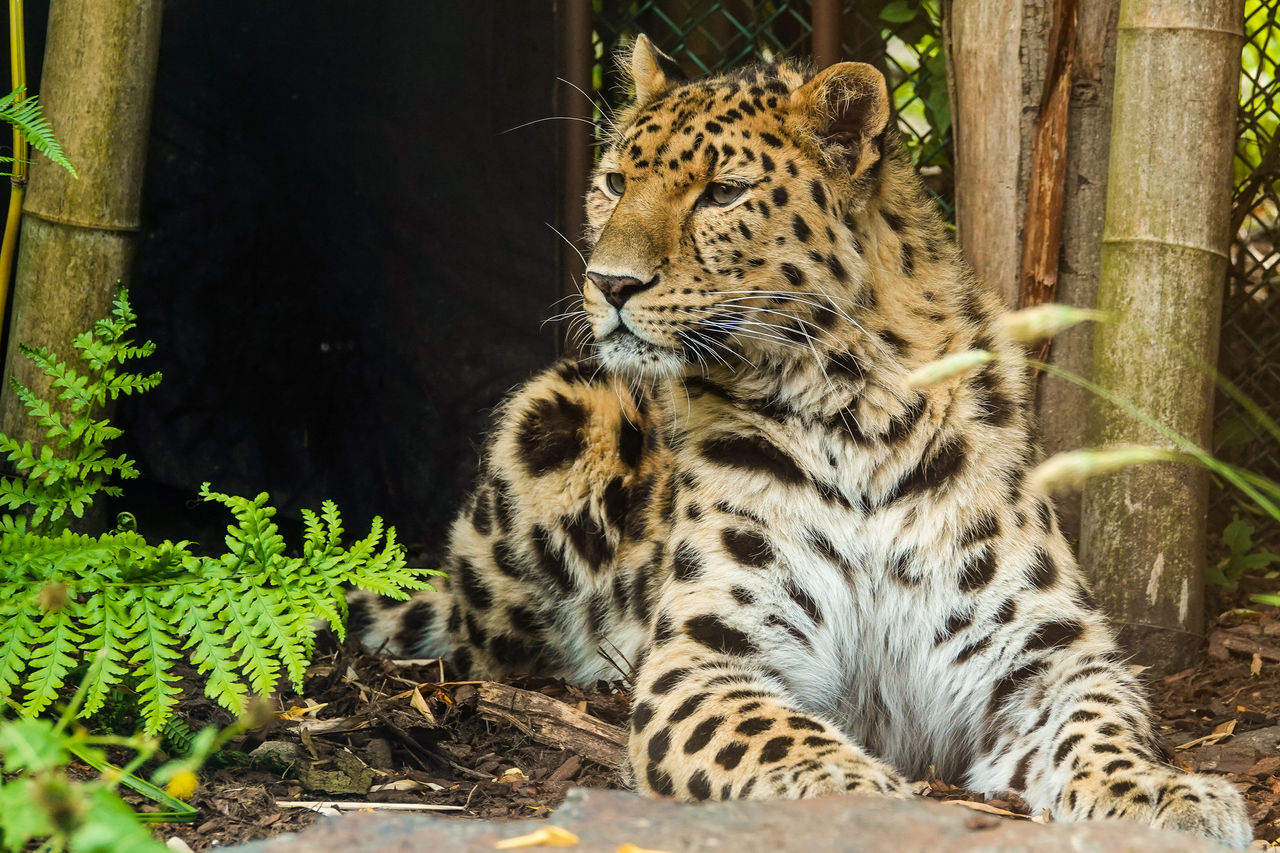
[0,0,28,345]
[1079,0,1243,672]
[0,0,163,442]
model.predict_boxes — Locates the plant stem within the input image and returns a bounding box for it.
[0,0,28,345]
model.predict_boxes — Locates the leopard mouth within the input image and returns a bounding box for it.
[595,327,685,378]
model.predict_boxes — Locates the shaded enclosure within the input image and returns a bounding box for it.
[118,2,565,550]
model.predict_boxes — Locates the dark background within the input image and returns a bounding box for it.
[16,1,570,555]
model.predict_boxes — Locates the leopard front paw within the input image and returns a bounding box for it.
[757,745,911,800]
[1147,773,1252,849]
[1065,768,1251,849]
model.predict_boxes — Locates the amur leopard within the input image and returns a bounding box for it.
[352,37,1253,846]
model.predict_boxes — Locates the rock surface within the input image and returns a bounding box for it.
[226,787,1237,853]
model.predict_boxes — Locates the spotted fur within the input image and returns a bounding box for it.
[354,37,1251,847]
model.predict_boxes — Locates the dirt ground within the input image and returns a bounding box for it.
[122,603,1280,851]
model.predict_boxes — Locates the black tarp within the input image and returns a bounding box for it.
[29,2,567,554]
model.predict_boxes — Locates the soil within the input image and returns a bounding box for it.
[116,605,1280,851]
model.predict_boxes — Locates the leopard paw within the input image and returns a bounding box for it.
[1065,768,1251,848]
[757,748,911,800]
[1147,773,1252,849]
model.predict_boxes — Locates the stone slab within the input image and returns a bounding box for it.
[226,787,1237,853]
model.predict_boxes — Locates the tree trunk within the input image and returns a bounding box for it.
[0,0,163,438]
[1080,0,1241,672]
[946,0,1034,308]
[1034,0,1121,541]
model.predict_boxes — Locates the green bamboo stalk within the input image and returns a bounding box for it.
[0,0,29,346]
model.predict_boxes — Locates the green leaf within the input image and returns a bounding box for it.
[126,592,184,735]
[79,591,136,718]
[879,0,918,23]
[0,88,76,176]
[21,607,83,718]
[175,585,249,716]
[69,786,169,853]
[0,777,55,850]
[0,718,67,772]
[0,602,37,699]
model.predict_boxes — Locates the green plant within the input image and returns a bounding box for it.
[1208,515,1280,588]
[0,290,439,733]
[0,665,247,853]
[0,86,76,179]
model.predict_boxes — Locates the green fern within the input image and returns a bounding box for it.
[0,86,77,177]
[0,290,441,733]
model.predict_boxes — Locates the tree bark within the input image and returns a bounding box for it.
[0,0,163,437]
[1080,0,1241,672]
[947,0,1032,308]
[1034,0,1121,541]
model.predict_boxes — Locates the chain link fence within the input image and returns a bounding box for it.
[591,0,953,218]
[588,2,1278,549]
[1214,0,1280,547]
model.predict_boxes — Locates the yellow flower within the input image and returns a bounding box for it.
[165,770,199,801]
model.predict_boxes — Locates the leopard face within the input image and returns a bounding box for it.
[581,47,892,380]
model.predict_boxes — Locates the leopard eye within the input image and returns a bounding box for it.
[704,181,746,207]
[604,172,626,197]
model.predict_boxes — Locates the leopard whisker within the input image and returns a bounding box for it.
[546,222,588,270]
[500,114,602,135]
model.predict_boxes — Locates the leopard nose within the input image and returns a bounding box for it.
[586,272,657,309]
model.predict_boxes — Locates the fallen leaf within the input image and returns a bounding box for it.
[1178,718,1238,750]
[494,826,580,848]
[1253,653,1264,676]
[942,800,1028,820]
[616,845,674,853]
[278,704,327,721]
[409,686,438,725]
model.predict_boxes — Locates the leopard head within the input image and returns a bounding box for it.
[582,35,892,380]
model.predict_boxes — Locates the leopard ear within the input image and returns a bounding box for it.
[793,62,890,175]
[629,34,686,102]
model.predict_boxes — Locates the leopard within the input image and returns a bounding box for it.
[351,36,1253,847]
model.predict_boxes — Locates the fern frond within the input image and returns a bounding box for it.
[79,589,135,718]
[126,590,184,734]
[242,585,312,691]
[20,606,84,717]
[0,598,37,700]
[7,377,68,440]
[175,584,248,716]
[0,88,76,176]
[206,578,280,696]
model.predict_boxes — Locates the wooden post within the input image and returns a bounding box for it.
[556,0,592,355]
[946,0,1035,308]
[811,0,842,70]
[0,0,163,438]
[1034,0,1121,540]
[1080,0,1242,672]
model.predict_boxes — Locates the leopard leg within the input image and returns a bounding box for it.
[969,638,1252,848]
[352,357,665,683]
[629,526,909,802]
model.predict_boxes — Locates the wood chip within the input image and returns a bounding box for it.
[1249,755,1280,777]
[289,715,372,736]
[548,755,582,782]
[1210,631,1280,663]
